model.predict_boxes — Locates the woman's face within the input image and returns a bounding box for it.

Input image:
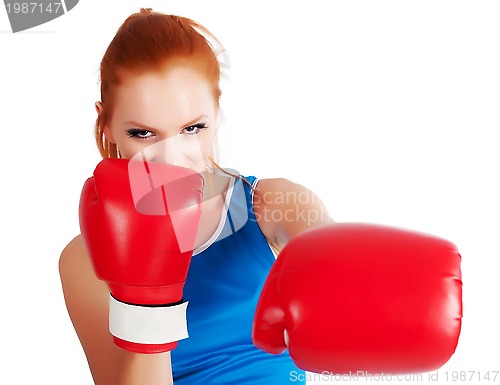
[98,65,219,172]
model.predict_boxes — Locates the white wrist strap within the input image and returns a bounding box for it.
[109,294,189,345]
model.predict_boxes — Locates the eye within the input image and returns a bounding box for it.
[181,123,208,135]
[126,129,154,140]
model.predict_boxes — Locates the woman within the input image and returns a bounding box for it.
[59,8,333,385]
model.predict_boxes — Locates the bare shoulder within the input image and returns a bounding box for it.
[253,177,329,215]
[253,177,334,250]
[251,178,288,244]
[253,177,303,199]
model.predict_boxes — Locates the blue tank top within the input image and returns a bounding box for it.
[171,174,306,384]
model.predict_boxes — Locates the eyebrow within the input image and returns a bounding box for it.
[124,115,208,131]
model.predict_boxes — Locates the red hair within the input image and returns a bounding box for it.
[95,8,224,159]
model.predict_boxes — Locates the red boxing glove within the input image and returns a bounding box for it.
[252,223,462,374]
[79,158,203,353]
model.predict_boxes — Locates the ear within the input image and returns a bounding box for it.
[95,101,102,115]
[95,101,116,144]
[214,107,221,133]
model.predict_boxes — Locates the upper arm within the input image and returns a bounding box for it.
[252,178,334,252]
[59,235,123,384]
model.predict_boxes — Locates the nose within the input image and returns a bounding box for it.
[138,135,204,169]
[143,137,182,166]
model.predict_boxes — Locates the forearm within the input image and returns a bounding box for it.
[115,351,173,385]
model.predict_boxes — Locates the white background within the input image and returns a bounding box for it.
[1,0,499,383]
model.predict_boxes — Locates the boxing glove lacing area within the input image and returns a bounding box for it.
[108,294,189,344]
